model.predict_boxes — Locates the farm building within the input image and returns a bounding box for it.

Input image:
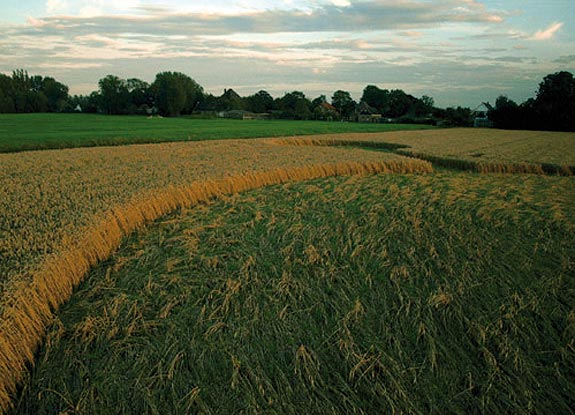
[218,110,270,120]
[472,103,494,128]
[355,101,382,123]
[315,102,340,121]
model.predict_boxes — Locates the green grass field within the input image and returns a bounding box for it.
[16,172,575,414]
[0,113,433,152]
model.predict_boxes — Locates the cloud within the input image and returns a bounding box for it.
[1,0,567,108]
[531,22,563,41]
[553,55,575,65]
[23,0,506,38]
[46,0,69,14]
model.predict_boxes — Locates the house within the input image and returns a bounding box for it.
[315,102,339,121]
[472,102,494,128]
[355,101,382,123]
[218,110,270,120]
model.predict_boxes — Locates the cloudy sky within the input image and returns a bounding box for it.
[1,0,574,107]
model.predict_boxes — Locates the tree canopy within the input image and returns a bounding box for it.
[151,72,204,117]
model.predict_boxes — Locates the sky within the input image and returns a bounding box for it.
[1,0,574,107]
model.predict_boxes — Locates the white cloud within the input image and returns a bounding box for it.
[531,22,563,41]
[46,0,69,14]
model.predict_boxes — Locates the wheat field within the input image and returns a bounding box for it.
[272,128,575,174]
[1,128,574,412]
[15,173,575,414]
[0,139,430,412]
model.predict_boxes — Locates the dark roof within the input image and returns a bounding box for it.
[222,88,242,100]
[356,101,379,115]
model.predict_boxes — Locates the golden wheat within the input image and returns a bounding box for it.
[271,128,575,175]
[0,139,431,412]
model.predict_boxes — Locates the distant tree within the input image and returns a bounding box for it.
[98,75,130,115]
[488,96,521,129]
[387,89,415,118]
[311,95,327,107]
[0,74,15,113]
[42,77,69,112]
[245,90,273,113]
[419,95,434,115]
[277,91,312,119]
[151,72,204,116]
[0,70,70,113]
[443,106,473,127]
[294,99,312,120]
[534,71,575,131]
[360,85,390,115]
[331,90,355,119]
[127,78,151,112]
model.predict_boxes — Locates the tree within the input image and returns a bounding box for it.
[360,85,389,114]
[151,72,203,116]
[245,90,274,113]
[331,90,355,119]
[98,75,130,115]
[127,78,151,112]
[388,89,415,118]
[276,91,312,119]
[0,74,15,113]
[443,106,473,127]
[42,77,69,112]
[534,71,575,131]
[488,96,521,129]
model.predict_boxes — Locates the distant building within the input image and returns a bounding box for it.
[472,103,494,128]
[218,110,269,120]
[355,101,382,123]
[315,102,340,121]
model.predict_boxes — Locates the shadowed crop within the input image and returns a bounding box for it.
[15,173,575,414]
[0,140,430,412]
[273,128,575,175]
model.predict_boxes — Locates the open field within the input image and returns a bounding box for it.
[0,113,433,152]
[15,173,575,414]
[0,128,574,412]
[274,128,575,174]
[0,140,430,410]
[0,141,426,289]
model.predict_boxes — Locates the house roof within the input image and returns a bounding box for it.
[356,101,379,114]
[222,88,242,100]
[319,102,338,112]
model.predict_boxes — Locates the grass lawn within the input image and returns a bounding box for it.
[0,113,433,152]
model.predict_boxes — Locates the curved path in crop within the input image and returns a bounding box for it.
[1,128,574,411]
[0,137,431,412]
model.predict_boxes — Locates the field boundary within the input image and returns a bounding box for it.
[0,158,432,413]
[272,137,575,176]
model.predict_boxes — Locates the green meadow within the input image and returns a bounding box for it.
[0,113,433,152]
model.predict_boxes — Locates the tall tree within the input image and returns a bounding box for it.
[331,90,356,118]
[98,75,130,115]
[42,77,69,112]
[488,96,521,129]
[151,72,203,116]
[127,78,151,113]
[360,85,389,114]
[534,71,575,131]
[245,90,273,113]
[0,74,15,113]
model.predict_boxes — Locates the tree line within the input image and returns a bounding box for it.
[488,71,575,132]
[1,69,573,131]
